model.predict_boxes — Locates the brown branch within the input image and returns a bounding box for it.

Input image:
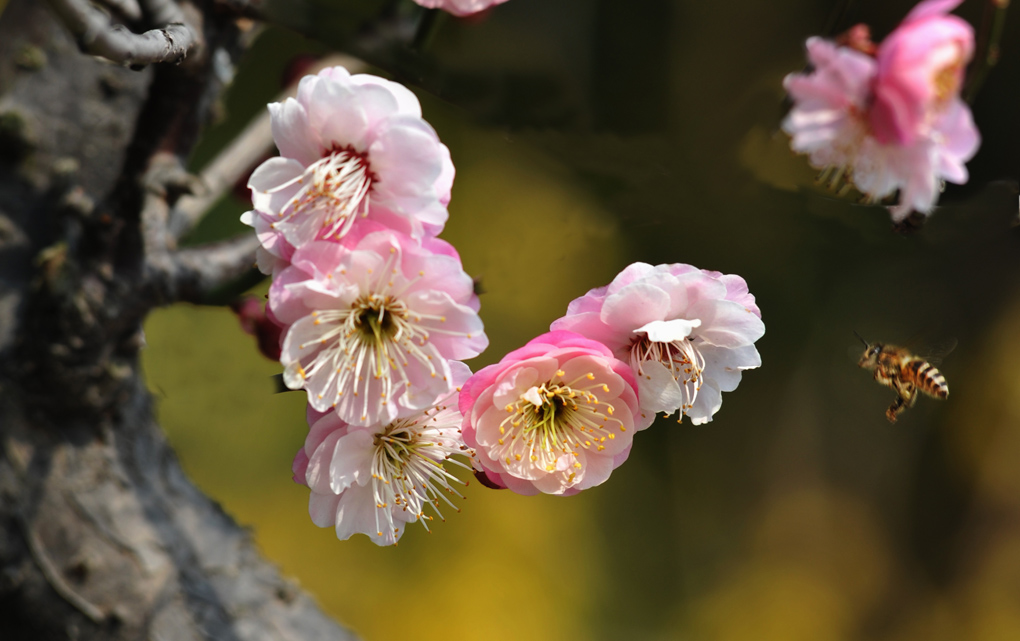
[96,0,143,22]
[45,0,197,67]
[139,0,186,26]
[147,234,262,305]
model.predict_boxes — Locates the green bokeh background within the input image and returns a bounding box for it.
[140,1,1020,639]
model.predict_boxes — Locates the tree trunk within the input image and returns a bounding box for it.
[0,1,354,638]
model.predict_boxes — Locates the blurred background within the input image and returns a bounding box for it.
[136,0,1020,639]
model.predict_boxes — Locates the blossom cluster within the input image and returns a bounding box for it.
[244,66,487,545]
[783,0,980,221]
[461,264,765,496]
[244,35,769,546]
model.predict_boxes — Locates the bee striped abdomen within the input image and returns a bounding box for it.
[906,358,948,399]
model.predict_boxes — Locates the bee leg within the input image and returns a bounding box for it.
[873,370,894,389]
[886,396,906,423]
[886,383,916,423]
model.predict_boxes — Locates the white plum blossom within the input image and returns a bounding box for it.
[243,66,454,274]
[551,263,764,426]
[292,364,473,546]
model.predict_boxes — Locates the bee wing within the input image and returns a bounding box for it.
[921,338,958,365]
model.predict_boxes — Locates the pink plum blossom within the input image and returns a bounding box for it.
[413,0,509,17]
[270,226,487,427]
[783,28,979,221]
[292,364,473,546]
[460,331,641,496]
[870,0,974,146]
[242,66,454,274]
[551,263,764,426]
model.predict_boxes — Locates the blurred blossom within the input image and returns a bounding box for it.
[871,0,974,146]
[460,331,641,496]
[242,65,454,275]
[270,227,487,427]
[552,263,763,426]
[292,363,473,546]
[782,0,979,221]
[413,0,510,18]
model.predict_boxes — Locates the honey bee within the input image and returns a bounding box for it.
[854,332,952,423]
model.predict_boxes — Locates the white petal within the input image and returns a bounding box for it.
[637,318,701,343]
[308,492,341,528]
[701,344,762,393]
[687,381,723,425]
[328,429,375,494]
[523,386,544,407]
[637,360,685,415]
[333,484,382,541]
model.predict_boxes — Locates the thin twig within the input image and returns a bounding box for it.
[18,513,107,624]
[965,0,1010,103]
[45,0,197,67]
[169,54,367,239]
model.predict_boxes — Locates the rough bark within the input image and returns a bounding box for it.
[0,1,355,638]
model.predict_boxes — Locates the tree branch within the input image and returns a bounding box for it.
[147,234,262,305]
[96,0,143,22]
[45,0,197,67]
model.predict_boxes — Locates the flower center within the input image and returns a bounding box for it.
[631,334,706,414]
[495,371,625,480]
[356,298,399,343]
[273,146,373,242]
[299,293,429,411]
[369,408,471,540]
[932,61,962,106]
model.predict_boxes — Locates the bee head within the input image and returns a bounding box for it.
[853,332,881,369]
[858,342,883,369]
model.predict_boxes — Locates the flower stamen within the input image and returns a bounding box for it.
[270,146,373,244]
[631,333,707,414]
[369,407,470,538]
[493,373,623,473]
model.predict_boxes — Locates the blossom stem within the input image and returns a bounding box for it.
[964,0,1010,103]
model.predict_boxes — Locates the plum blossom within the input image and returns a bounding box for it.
[270,226,487,427]
[460,331,641,496]
[551,263,764,426]
[243,66,454,274]
[782,0,979,221]
[292,364,473,546]
[413,0,509,17]
[870,0,974,146]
